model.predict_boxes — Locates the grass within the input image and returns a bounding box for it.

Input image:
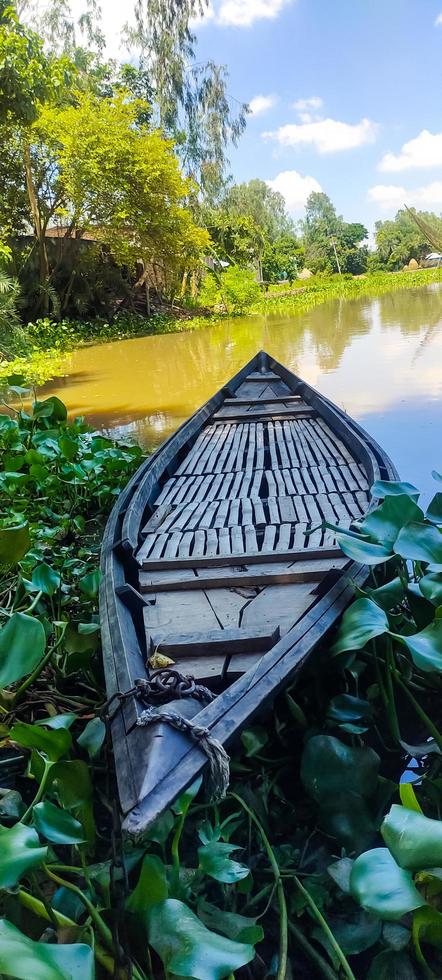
[2,267,442,388]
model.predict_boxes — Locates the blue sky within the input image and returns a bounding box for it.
[78,0,442,232]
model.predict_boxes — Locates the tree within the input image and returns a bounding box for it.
[223,179,294,243]
[19,91,209,312]
[126,0,248,198]
[374,208,442,270]
[262,234,304,283]
[0,3,69,126]
[203,210,263,267]
[302,192,368,274]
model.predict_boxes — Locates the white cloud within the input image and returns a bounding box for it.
[368,181,442,210]
[292,96,323,113]
[248,94,277,116]
[217,0,293,27]
[379,129,442,172]
[263,117,378,154]
[267,170,321,213]
[435,12,442,25]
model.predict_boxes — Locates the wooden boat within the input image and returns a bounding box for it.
[100,351,397,838]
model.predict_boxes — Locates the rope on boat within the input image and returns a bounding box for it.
[136,705,230,804]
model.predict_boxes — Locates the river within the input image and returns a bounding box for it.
[41,283,442,497]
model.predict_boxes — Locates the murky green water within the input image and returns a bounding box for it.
[41,283,442,496]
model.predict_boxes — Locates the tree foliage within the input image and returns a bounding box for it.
[374,208,442,270]
[34,91,209,269]
[302,191,368,274]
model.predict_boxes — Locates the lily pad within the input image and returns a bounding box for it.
[393,617,442,673]
[0,919,94,980]
[382,805,442,870]
[0,523,31,564]
[332,598,389,655]
[146,899,255,979]
[0,823,47,888]
[32,801,86,845]
[395,522,442,565]
[0,613,46,688]
[350,847,425,920]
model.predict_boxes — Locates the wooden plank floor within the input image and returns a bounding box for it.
[138,369,370,683]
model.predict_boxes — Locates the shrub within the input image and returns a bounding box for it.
[199,266,261,314]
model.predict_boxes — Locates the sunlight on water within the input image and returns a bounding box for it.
[41,283,442,495]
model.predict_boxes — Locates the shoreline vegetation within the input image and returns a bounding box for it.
[2,267,442,389]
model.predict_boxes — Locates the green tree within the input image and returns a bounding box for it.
[374,208,442,270]
[262,234,304,283]
[30,91,209,279]
[223,179,294,243]
[203,210,263,267]
[126,0,248,197]
[303,191,368,274]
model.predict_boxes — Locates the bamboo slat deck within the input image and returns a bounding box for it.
[100,351,398,837]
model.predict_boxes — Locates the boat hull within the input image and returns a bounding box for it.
[100,351,397,837]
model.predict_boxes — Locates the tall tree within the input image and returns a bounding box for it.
[303,191,368,274]
[374,208,442,269]
[125,0,248,197]
[223,179,294,242]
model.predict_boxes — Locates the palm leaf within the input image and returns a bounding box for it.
[405,205,442,252]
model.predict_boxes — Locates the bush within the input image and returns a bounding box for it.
[199,266,261,314]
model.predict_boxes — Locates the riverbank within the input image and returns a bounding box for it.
[2,267,442,387]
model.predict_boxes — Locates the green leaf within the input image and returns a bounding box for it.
[33,801,85,844]
[198,841,249,883]
[366,576,406,611]
[393,617,442,673]
[146,899,255,979]
[419,572,442,606]
[350,847,425,920]
[326,694,372,731]
[358,495,423,546]
[0,823,47,888]
[35,713,77,730]
[331,598,389,654]
[327,857,353,894]
[382,922,410,951]
[335,532,394,566]
[197,900,264,945]
[79,569,100,598]
[301,735,380,802]
[331,911,381,954]
[412,905,442,959]
[0,788,25,821]
[0,919,94,980]
[0,612,46,688]
[426,493,442,525]
[366,950,418,980]
[240,726,268,757]
[0,523,30,564]
[77,717,105,759]
[382,804,442,870]
[31,562,60,596]
[399,783,423,814]
[33,396,67,421]
[126,854,168,913]
[10,721,72,761]
[395,522,442,565]
[371,480,420,500]
[172,776,202,816]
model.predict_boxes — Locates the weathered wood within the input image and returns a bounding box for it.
[150,625,280,657]
[139,565,330,594]
[223,395,302,406]
[211,409,316,424]
[139,545,342,571]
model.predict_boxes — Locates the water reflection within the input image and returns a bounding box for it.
[41,283,442,492]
